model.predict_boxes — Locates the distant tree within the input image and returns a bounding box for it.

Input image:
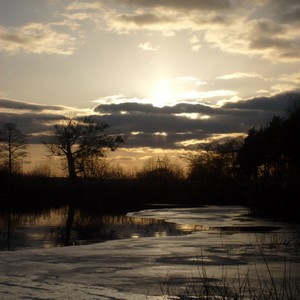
[81,155,126,179]
[184,143,220,180]
[137,155,184,180]
[186,138,243,180]
[44,116,124,180]
[0,122,27,175]
[29,163,53,177]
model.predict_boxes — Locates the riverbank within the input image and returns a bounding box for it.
[1,174,300,223]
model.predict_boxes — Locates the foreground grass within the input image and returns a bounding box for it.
[158,258,300,300]
[156,231,300,300]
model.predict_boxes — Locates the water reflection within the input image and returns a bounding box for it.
[0,206,189,250]
[0,206,284,251]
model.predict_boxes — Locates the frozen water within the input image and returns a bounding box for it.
[0,206,299,299]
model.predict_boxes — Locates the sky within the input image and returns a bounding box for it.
[0,0,300,172]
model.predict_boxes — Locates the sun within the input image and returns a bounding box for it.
[151,80,174,107]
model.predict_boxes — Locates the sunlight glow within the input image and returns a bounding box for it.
[174,113,211,120]
[152,80,174,107]
[154,132,168,136]
[149,78,237,107]
[175,139,202,147]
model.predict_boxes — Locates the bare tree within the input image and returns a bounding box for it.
[0,122,27,175]
[137,155,184,180]
[44,116,123,180]
[184,137,243,179]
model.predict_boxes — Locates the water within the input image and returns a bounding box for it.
[0,206,191,250]
[0,205,299,299]
[1,205,297,251]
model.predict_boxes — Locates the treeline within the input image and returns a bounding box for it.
[0,95,300,222]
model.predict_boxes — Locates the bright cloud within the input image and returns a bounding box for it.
[0,23,77,55]
[66,1,103,11]
[217,72,265,80]
[138,42,159,51]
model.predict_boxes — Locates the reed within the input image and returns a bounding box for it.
[156,246,300,300]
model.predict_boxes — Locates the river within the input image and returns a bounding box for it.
[0,205,299,299]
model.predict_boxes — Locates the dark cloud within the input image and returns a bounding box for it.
[248,19,296,57]
[254,19,285,35]
[267,0,300,23]
[1,92,299,149]
[281,7,300,23]
[113,0,232,11]
[250,36,290,51]
[0,112,60,144]
[93,92,299,148]
[94,102,215,115]
[0,98,66,111]
[222,92,297,113]
[118,13,173,26]
[0,99,71,143]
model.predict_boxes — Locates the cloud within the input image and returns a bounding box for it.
[105,9,232,34]
[1,92,299,148]
[93,102,215,115]
[49,0,299,62]
[0,110,62,143]
[278,72,300,85]
[0,99,90,143]
[189,34,202,51]
[110,0,232,11]
[93,78,235,108]
[92,91,299,148]
[96,1,299,62]
[66,1,103,11]
[138,42,159,51]
[217,72,265,80]
[223,91,300,113]
[281,6,300,24]
[0,23,77,55]
[0,98,67,112]
[62,12,91,21]
[266,0,300,24]
[204,16,300,62]
[248,19,299,61]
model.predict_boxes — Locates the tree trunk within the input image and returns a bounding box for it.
[8,140,12,175]
[66,142,77,180]
[67,154,77,180]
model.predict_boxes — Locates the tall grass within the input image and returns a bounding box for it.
[156,235,300,300]
[157,261,299,299]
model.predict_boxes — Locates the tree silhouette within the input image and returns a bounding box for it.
[238,93,300,177]
[44,117,124,180]
[137,156,183,180]
[0,122,27,175]
[262,116,287,176]
[186,138,243,180]
[284,95,300,169]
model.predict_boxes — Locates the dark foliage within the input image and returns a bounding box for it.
[237,94,300,178]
